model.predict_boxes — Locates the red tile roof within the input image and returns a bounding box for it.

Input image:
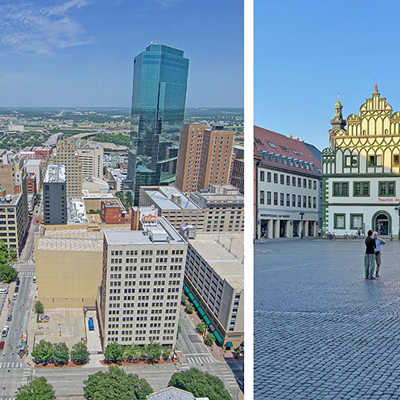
[254,126,321,177]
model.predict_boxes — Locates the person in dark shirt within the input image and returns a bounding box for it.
[364,230,376,280]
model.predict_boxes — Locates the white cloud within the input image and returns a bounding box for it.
[155,0,182,8]
[0,0,93,54]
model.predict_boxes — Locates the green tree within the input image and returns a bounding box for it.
[162,348,171,361]
[197,322,207,335]
[104,342,124,363]
[70,342,90,365]
[34,301,44,315]
[31,340,53,365]
[52,342,69,366]
[123,345,142,362]
[169,368,231,400]
[34,193,41,202]
[83,366,152,400]
[181,294,188,306]
[205,333,216,346]
[16,377,55,400]
[0,264,17,283]
[185,303,194,314]
[144,343,162,364]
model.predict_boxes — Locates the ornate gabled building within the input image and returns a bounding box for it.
[322,86,400,237]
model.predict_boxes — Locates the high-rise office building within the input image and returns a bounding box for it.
[43,165,67,225]
[51,140,82,197]
[176,125,235,192]
[78,142,104,181]
[98,216,187,348]
[127,44,189,204]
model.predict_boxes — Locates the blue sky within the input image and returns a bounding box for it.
[255,0,400,150]
[0,0,243,108]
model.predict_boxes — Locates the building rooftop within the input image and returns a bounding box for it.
[188,232,244,290]
[0,193,21,207]
[44,164,65,184]
[143,186,198,210]
[68,198,88,225]
[102,198,124,209]
[24,159,42,167]
[147,387,197,400]
[104,217,185,246]
[254,126,322,177]
[189,185,243,207]
[37,238,102,252]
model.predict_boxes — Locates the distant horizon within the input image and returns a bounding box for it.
[0,106,244,110]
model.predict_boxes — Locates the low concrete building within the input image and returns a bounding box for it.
[189,185,244,233]
[183,232,244,348]
[139,186,205,231]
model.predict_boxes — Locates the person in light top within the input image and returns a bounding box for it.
[373,231,386,278]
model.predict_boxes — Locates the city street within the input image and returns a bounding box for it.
[255,239,400,399]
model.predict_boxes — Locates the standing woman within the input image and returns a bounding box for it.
[373,231,386,278]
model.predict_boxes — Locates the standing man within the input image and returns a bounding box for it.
[364,230,376,280]
[374,231,386,278]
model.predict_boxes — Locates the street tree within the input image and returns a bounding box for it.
[0,264,17,283]
[162,348,171,361]
[197,322,207,335]
[71,342,90,365]
[123,344,142,362]
[83,366,152,400]
[16,377,55,400]
[34,301,44,315]
[185,303,194,314]
[104,342,124,363]
[31,340,53,365]
[169,368,231,400]
[52,342,69,365]
[144,343,162,364]
[205,333,216,346]
[181,294,188,306]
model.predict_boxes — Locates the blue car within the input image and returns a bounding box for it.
[88,317,94,331]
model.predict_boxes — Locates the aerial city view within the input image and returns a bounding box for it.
[255,1,400,399]
[0,1,244,399]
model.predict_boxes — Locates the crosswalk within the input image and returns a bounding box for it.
[21,368,31,386]
[18,271,34,277]
[0,362,24,369]
[183,352,217,365]
[0,397,15,400]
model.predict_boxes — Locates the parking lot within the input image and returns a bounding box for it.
[30,308,86,350]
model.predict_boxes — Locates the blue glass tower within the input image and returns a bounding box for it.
[127,43,189,204]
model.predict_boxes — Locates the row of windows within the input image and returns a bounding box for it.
[260,170,318,190]
[260,191,317,209]
[333,213,363,230]
[333,181,396,197]
[343,154,400,168]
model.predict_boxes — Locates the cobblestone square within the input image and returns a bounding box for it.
[255,239,400,399]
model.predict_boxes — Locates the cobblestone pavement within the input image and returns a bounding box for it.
[255,239,400,399]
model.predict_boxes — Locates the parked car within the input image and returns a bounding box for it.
[12,294,17,300]
[7,315,12,322]
[14,286,19,293]
[2,327,9,337]
[0,341,4,350]
[32,276,36,283]
[0,288,8,295]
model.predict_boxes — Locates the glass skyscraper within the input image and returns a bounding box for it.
[127,43,189,204]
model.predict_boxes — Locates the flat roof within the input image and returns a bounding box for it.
[44,164,65,183]
[37,238,102,252]
[189,232,243,290]
[144,187,198,210]
[104,217,185,246]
